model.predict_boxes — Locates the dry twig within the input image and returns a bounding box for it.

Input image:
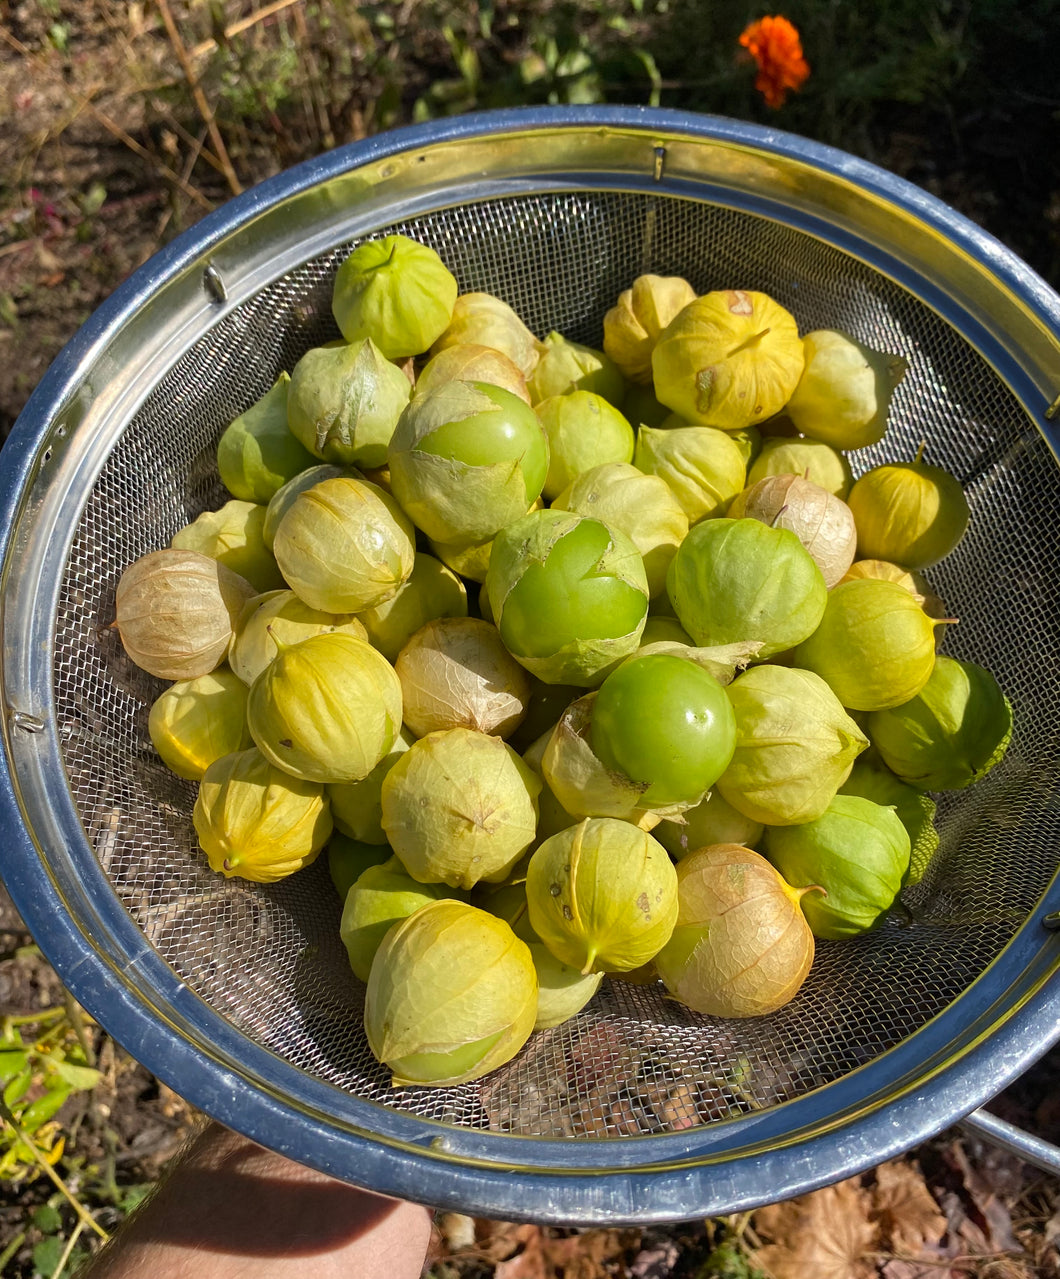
[188,0,304,59]
[155,0,243,196]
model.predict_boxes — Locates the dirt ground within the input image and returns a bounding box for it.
[1,2,1059,1275]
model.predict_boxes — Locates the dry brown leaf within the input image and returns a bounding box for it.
[945,1140,1021,1254]
[495,1227,548,1279]
[871,1159,948,1255]
[753,1178,879,1279]
[879,1260,955,1279]
[978,1260,1036,1279]
[547,1229,638,1278]
[492,1227,638,1279]
[479,1220,542,1263]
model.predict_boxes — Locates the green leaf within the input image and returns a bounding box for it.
[52,1061,102,1091]
[0,1049,29,1084]
[116,1183,152,1214]
[19,1085,71,1134]
[32,1234,65,1274]
[0,292,18,330]
[31,1202,63,1233]
[3,1067,33,1108]
[78,182,107,218]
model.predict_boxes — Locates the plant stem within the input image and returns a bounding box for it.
[62,992,96,1067]
[50,1219,85,1278]
[0,1101,109,1242]
[155,0,243,196]
[0,1228,27,1272]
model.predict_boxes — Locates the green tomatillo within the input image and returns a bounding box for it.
[485,507,649,686]
[589,653,736,807]
[387,379,549,544]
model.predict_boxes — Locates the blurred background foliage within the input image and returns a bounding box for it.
[2,0,1057,278]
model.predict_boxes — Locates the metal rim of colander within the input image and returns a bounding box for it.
[1,106,1059,1225]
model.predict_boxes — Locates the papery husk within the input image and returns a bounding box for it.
[339,855,453,981]
[358,551,468,662]
[115,548,257,680]
[193,746,332,883]
[747,434,853,499]
[536,391,635,500]
[633,424,747,524]
[840,560,950,649]
[525,817,678,973]
[666,518,827,659]
[485,508,649,687]
[380,728,541,890]
[867,654,1012,792]
[603,274,698,384]
[847,458,971,569]
[626,639,761,685]
[727,474,857,588]
[262,463,359,549]
[784,329,908,450]
[332,234,458,358]
[530,943,604,1029]
[655,789,765,860]
[651,290,804,431]
[761,795,910,939]
[327,727,415,845]
[229,589,368,685]
[429,292,542,379]
[654,844,815,1016]
[171,499,285,593]
[540,693,693,824]
[793,578,939,711]
[272,476,416,613]
[527,331,626,407]
[247,632,402,784]
[471,876,603,1028]
[838,759,938,886]
[217,372,317,503]
[552,460,689,599]
[286,338,412,468]
[364,899,537,1086]
[388,380,548,544]
[838,558,925,601]
[148,667,252,781]
[415,342,531,404]
[395,616,532,739]
[521,729,580,845]
[717,664,868,826]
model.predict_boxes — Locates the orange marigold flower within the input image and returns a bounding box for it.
[739,15,810,109]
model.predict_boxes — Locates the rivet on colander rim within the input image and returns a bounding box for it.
[1045,393,1060,421]
[1043,911,1060,931]
[10,711,46,734]
[203,263,227,304]
[652,146,666,182]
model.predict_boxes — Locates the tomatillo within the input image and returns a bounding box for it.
[590,654,736,806]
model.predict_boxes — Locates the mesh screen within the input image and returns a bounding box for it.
[55,190,1059,1138]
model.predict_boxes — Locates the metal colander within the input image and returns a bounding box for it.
[2,107,1059,1224]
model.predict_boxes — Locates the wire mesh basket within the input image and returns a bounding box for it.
[2,107,1059,1225]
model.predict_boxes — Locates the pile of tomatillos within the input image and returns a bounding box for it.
[114,234,1013,1089]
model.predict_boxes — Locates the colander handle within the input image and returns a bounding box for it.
[959,1108,1060,1176]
